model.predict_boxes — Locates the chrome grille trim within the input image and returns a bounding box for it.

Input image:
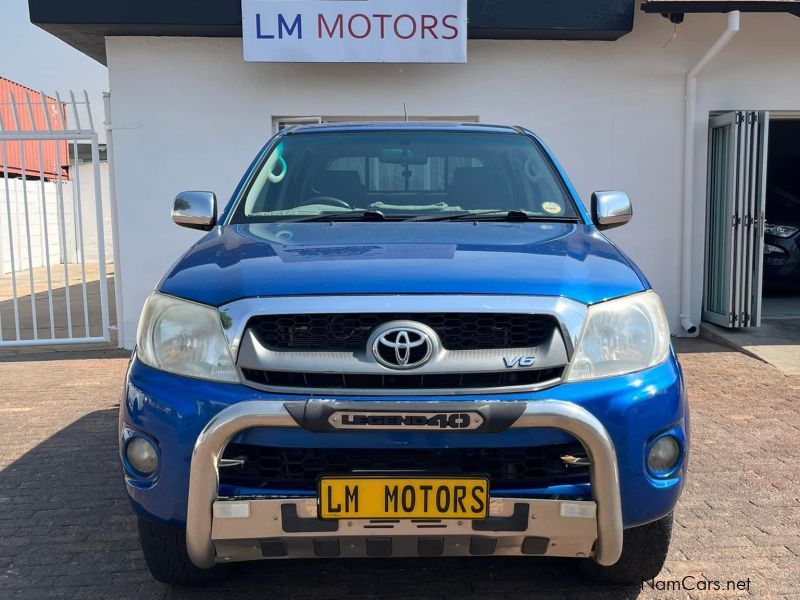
[218,295,587,395]
[239,369,564,396]
[237,331,567,375]
[220,295,587,356]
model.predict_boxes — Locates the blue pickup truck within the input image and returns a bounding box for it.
[121,122,688,586]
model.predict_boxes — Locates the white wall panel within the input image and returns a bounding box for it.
[105,11,800,348]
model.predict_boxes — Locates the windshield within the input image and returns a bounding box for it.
[229,130,579,223]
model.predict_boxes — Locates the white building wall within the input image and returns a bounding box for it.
[691,15,800,329]
[105,11,800,349]
[73,161,113,265]
[0,178,63,275]
[0,162,112,275]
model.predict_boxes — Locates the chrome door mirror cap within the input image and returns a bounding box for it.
[172,191,217,231]
[591,191,632,231]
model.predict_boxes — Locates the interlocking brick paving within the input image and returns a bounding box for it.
[0,339,798,599]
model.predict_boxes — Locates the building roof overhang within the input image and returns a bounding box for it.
[641,0,800,22]
[29,0,637,65]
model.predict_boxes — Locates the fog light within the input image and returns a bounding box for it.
[126,437,158,476]
[647,436,680,474]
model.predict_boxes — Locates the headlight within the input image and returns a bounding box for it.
[136,293,238,382]
[566,291,670,382]
[764,223,798,238]
[764,243,786,256]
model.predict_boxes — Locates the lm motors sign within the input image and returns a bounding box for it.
[242,0,467,63]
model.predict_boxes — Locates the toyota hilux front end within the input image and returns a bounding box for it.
[120,123,688,586]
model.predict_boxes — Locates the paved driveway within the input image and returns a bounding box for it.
[0,264,115,343]
[0,340,798,599]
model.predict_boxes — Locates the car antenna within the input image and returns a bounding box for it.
[403,102,408,122]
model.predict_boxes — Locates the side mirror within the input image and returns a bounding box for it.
[591,191,632,231]
[172,191,217,231]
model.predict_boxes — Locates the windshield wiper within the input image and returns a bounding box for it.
[286,210,387,223]
[285,208,580,223]
[412,210,581,223]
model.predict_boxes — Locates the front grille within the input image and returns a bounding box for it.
[248,313,557,351]
[219,442,590,492]
[241,367,563,390]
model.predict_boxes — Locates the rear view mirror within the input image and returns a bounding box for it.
[378,148,428,165]
[591,191,632,231]
[172,191,217,231]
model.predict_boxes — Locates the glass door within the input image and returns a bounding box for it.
[703,111,769,328]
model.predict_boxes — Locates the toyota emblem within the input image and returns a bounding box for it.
[370,323,434,370]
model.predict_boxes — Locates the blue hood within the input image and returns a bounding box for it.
[159,223,646,306]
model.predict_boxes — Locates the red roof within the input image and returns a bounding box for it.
[0,76,69,181]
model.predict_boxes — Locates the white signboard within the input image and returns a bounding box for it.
[242,0,467,63]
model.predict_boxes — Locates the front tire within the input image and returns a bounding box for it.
[578,512,673,585]
[137,517,226,586]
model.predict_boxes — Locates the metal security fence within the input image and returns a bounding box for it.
[0,90,111,346]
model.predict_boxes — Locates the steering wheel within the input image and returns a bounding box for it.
[524,156,546,183]
[296,196,351,209]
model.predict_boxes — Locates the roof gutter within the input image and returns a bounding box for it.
[680,10,740,335]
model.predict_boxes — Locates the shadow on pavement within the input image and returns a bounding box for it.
[0,272,116,343]
[0,348,130,362]
[0,410,644,600]
[671,337,737,354]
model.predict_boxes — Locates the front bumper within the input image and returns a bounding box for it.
[121,352,688,569]
[211,496,598,563]
[187,399,621,568]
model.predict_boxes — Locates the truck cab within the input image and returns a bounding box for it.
[121,123,687,586]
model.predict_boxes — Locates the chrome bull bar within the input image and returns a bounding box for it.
[185,400,624,568]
